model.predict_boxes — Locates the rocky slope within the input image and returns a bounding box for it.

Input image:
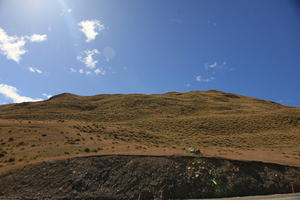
[0,155,299,199]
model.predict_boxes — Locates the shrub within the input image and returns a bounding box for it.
[17,142,25,146]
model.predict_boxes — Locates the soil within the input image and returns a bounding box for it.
[0,155,299,200]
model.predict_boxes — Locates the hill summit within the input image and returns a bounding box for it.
[0,90,294,122]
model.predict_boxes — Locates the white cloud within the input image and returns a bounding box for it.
[94,68,101,75]
[0,29,26,62]
[94,68,106,75]
[42,93,52,99]
[0,27,47,62]
[205,62,218,69]
[77,49,99,69]
[28,66,42,74]
[71,67,106,76]
[78,20,105,42]
[186,83,191,87]
[72,50,107,75]
[0,84,42,103]
[103,46,115,62]
[204,61,232,71]
[204,61,234,73]
[196,75,215,82]
[70,67,77,72]
[28,34,47,42]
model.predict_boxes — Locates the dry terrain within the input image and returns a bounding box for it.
[0,155,299,199]
[0,90,300,174]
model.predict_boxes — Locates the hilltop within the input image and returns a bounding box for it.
[0,90,293,121]
[0,90,300,174]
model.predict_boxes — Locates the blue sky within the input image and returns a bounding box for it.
[0,0,300,106]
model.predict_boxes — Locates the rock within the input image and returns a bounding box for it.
[185,147,201,154]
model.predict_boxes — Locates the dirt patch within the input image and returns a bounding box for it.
[0,155,299,199]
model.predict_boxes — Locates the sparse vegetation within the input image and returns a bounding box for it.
[7,158,15,162]
[0,90,299,173]
[17,142,25,146]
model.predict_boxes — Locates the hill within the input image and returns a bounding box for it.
[0,90,294,121]
[0,90,300,173]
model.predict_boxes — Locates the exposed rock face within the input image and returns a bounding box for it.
[0,155,299,199]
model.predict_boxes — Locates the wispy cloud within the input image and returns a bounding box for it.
[208,20,217,27]
[70,67,77,73]
[205,62,218,69]
[0,83,42,103]
[77,49,99,69]
[60,8,72,16]
[0,27,47,62]
[194,61,232,83]
[42,93,52,99]
[85,71,92,75]
[28,66,42,74]
[102,46,115,62]
[70,67,105,76]
[204,61,233,71]
[196,75,215,82]
[78,20,105,42]
[94,68,106,75]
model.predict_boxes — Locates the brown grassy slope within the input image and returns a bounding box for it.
[0,90,300,172]
[0,90,297,120]
[0,90,300,133]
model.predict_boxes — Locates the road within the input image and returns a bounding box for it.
[190,193,300,200]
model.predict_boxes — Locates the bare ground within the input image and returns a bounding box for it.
[0,155,300,199]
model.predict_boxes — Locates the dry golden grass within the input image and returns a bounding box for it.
[0,90,300,173]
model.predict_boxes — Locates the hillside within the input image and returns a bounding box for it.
[0,90,295,121]
[0,90,300,174]
[1,155,299,199]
